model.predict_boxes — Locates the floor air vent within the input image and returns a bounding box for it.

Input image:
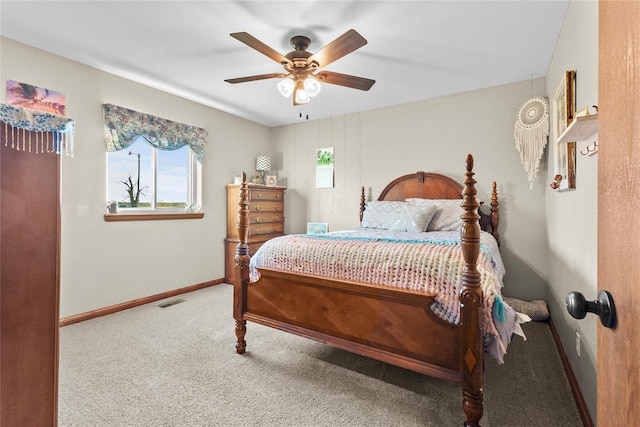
[158,298,186,308]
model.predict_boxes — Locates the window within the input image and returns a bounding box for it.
[103,103,207,215]
[107,136,200,212]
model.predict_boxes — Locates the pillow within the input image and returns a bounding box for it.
[406,198,463,231]
[361,201,407,229]
[388,203,438,232]
[503,297,550,321]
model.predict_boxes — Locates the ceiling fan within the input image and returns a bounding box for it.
[225,29,375,106]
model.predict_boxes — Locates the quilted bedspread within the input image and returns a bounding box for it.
[250,228,521,362]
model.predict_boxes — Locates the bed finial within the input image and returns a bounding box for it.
[233,171,249,354]
[460,153,483,427]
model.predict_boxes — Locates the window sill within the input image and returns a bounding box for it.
[104,212,205,222]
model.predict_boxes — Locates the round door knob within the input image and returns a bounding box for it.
[566,290,616,328]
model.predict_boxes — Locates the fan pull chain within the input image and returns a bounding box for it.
[297,107,310,120]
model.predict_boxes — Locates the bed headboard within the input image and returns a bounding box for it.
[359,171,500,245]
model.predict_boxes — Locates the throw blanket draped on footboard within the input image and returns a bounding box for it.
[250,228,524,363]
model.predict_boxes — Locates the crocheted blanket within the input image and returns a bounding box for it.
[250,229,505,341]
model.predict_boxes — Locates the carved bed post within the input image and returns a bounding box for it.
[490,182,500,246]
[460,154,483,426]
[233,172,250,354]
[359,186,366,223]
[360,185,367,225]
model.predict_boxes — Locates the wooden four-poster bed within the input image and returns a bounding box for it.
[232,154,503,426]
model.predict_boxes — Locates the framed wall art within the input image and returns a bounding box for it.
[551,70,577,191]
[315,147,334,188]
[6,80,66,115]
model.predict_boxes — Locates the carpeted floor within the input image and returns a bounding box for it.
[58,285,582,426]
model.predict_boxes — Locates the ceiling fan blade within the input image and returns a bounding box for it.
[225,72,287,84]
[308,29,368,68]
[315,71,375,91]
[230,32,292,65]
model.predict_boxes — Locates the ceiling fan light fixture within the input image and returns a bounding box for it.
[227,30,374,107]
[294,86,310,104]
[277,78,295,97]
[303,77,321,97]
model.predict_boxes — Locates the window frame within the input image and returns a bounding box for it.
[105,138,203,220]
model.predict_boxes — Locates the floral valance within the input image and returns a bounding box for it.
[103,104,208,163]
[0,103,75,156]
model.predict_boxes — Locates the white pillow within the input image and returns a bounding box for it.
[361,201,407,229]
[388,203,438,232]
[406,198,463,231]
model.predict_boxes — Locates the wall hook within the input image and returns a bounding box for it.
[580,141,598,156]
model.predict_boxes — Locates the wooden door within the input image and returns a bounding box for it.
[0,131,61,425]
[598,1,640,423]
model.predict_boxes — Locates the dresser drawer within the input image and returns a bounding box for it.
[249,224,284,237]
[250,189,283,202]
[249,212,283,224]
[250,201,283,213]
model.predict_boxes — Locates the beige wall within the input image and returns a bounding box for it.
[545,0,599,422]
[0,37,271,318]
[272,78,550,301]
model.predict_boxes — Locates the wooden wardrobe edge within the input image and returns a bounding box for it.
[59,279,224,327]
[548,318,594,427]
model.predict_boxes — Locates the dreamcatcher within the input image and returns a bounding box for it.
[514,97,549,189]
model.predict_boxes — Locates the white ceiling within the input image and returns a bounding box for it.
[0,1,569,128]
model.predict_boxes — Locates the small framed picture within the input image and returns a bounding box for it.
[307,222,329,234]
[552,70,576,191]
[265,175,277,186]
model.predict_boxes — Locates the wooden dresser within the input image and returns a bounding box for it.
[225,184,286,286]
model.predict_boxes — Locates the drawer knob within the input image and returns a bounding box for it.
[255,206,261,211]
[256,218,262,223]
[274,206,280,211]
